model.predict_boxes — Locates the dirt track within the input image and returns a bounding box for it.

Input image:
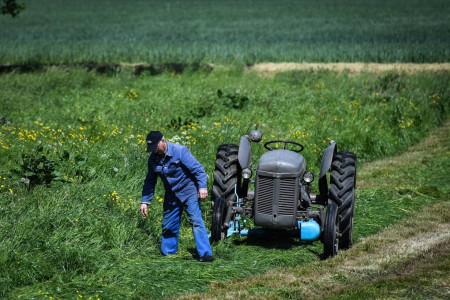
[249,63,450,76]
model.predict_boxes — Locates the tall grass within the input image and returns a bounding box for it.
[0,0,449,64]
[0,67,448,298]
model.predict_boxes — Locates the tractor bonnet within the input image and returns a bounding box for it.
[257,149,306,177]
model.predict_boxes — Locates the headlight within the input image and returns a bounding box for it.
[303,171,314,183]
[248,130,263,142]
[242,168,253,179]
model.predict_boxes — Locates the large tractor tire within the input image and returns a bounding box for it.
[211,144,240,241]
[323,201,339,258]
[329,151,357,250]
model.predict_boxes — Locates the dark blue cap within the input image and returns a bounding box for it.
[146,131,163,152]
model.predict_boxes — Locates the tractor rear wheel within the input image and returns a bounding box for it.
[329,151,357,250]
[323,201,339,258]
[211,144,240,241]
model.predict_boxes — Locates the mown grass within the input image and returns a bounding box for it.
[0,68,448,299]
[0,0,449,64]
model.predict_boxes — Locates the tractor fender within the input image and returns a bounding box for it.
[238,136,252,169]
[318,142,337,199]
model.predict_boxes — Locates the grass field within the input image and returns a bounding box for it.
[1,0,449,299]
[1,0,449,64]
[0,67,448,299]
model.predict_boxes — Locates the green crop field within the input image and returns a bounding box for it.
[0,0,449,299]
[0,0,449,64]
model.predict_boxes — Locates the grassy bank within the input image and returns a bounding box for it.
[0,68,448,298]
[1,0,449,64]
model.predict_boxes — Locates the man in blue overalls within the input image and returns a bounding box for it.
[140,131,213,262]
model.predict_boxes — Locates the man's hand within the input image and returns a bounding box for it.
[198,188,208,200]
[140,203,149,217]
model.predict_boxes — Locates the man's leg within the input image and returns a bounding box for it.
[161,197,183,256]
[183,194,213,258]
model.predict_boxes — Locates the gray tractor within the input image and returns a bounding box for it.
[210,130,357,258]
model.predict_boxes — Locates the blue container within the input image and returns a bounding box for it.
[298,219,321,241]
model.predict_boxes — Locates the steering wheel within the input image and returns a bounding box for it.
[264,140,304,153]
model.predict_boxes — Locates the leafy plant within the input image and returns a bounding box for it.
[1,0,25,18]
[13,146,62,187]
[217,89,249,109]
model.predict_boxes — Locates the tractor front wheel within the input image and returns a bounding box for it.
[329,151,357,250]
[211,197,226,242]
[323,201,339,259]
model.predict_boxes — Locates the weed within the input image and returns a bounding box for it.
[12,146,63,187]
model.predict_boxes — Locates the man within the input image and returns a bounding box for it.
[140,131,213,262]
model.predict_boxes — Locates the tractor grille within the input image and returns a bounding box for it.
[278,178,296,215]
[256,176,297,216]
[255,174,299,229]
[257,176,273,214]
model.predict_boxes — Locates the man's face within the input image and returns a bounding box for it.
[153,138,166,156]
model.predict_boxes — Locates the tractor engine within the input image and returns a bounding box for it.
[254,149,306,229]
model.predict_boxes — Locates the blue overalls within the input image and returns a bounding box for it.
[141,142,212,257]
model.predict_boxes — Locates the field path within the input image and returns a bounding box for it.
[249,63,450,76]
